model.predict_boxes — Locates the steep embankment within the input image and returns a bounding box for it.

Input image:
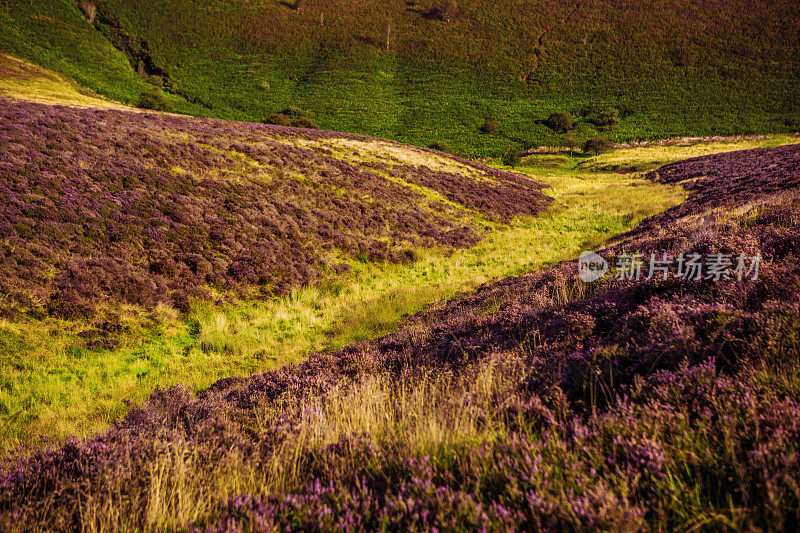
[0,98,550,321]
[2,145,799,529]
[2,0,799,154]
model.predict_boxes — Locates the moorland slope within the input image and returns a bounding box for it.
[0,98,550,321]
[1,0,798,155]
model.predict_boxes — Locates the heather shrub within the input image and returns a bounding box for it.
[583,137,613,156]
[264,113,291,126]
[0,100,550,317]
[137,86,173,112]
[292,116,319,129]
[2,144,800,531]
[545,112,574,133]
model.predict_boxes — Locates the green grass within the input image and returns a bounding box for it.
[0,0,147,104]
[1,0,798,156]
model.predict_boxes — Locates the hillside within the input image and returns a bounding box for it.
[0,98,549,321]
[1,0,798,155]
[2,143,799,530]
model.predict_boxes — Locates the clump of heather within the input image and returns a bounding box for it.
[0,99,550,319]
[1,136,799,530]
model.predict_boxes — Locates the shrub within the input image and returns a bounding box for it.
[428,140,453,153]
[502,146,523,168]
[480,119,500,134]
[545,112,574,133]
[263,113,291,126]
[137,87,173,112]
[291,116,319,129]
[583,137,613,156]
[426,1,459,21]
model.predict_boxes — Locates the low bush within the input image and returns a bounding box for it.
[583,137,613,156]
[479,118,500,134]
[137,86,173,112]
[292,116,319,129]
[263,113,291,126]
[588,107,620,129]
[424,0,459,21]
[544,112,574,133]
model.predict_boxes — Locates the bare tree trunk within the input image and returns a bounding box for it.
[385,22,391,51]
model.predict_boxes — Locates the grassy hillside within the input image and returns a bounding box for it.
[3,141,800,531]
[1,0,798,155]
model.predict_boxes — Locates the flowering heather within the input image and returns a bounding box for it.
[1,140,798,528]
[0,99,550,319]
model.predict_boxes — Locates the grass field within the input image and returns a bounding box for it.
[3,134,796,457]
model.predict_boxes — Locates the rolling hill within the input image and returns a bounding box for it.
[0,97,549,321]
[1,2,800,527]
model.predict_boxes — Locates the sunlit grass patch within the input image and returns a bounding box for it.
[0,53,129,109]
[578,134,800,173]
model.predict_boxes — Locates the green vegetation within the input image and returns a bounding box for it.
[4,135,796,457]
[545,111,574,133]
[501,146,523,168]
[137,85,173,111]
[1,0,798,156]
[584,136,613,156]
[0,0,147,103]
